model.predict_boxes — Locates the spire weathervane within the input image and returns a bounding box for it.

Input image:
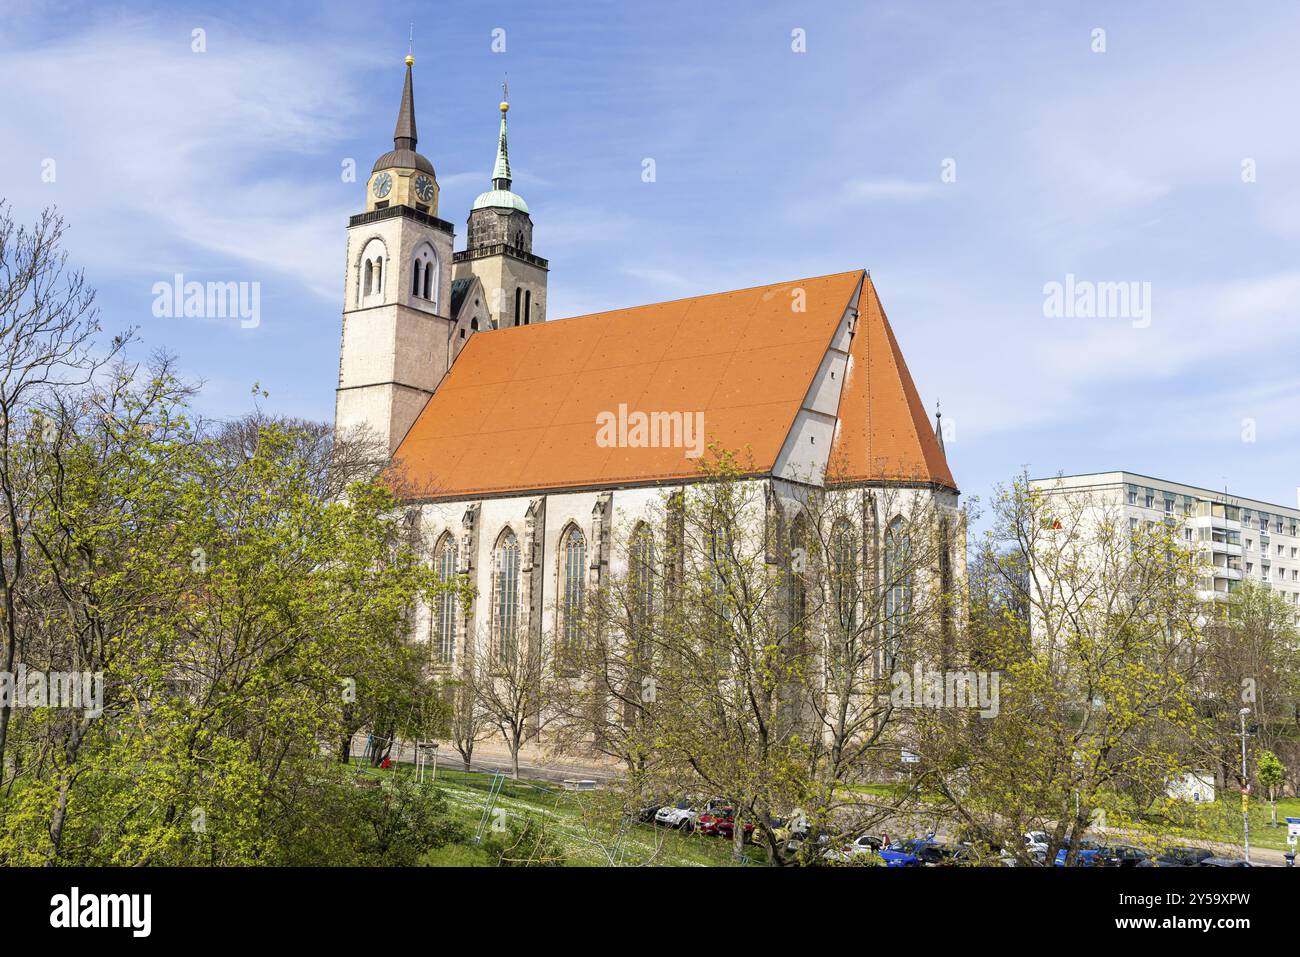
[407,23,414,65]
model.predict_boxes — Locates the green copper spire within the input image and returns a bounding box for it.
[471,86,529,214]
[492,101,512,189]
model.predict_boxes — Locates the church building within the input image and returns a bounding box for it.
[335,58,961,725]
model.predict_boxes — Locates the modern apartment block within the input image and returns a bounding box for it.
[1030,471,1300,624]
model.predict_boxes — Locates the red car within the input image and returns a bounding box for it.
[696,806,755,841]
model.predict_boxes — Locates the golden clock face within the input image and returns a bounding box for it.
[415,175,435,203]
[372,172,393,199]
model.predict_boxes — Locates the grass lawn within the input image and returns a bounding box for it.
[358,762,766,867]
[1199,794,1300,853]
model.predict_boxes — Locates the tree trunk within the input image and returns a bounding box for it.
[0,619,17,783]
[47,776,71,865]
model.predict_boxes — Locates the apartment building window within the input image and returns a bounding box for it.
[1144,492,1155,508]
[1128,490,1137,506]
[1164,498,1174,514]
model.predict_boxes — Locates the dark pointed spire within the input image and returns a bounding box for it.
[934,401,946,454]
[393,54,417,152]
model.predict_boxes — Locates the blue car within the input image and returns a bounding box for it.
[879,837,939,867]
[1054,841,1106,866]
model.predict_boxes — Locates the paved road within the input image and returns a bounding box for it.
[349,733,619,785]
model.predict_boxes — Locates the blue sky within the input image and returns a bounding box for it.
[2,0,1298,516]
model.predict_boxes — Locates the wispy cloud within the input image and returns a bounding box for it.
[0,18,367,298]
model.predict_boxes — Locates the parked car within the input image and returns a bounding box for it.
[786,831,833,858]
[948,842,1004,866]
[771,812,810,846]
[654,800,698,831]
[636,803,664,824]
[823,834,883,863]
[915,842,952,865]
[1023,831,1050,861]
[1140,846,1214,867]
[694,802,728,835]
[879,837,937,867]
[692,800,732,835]
[714,814,755,842]
[1098,845,1151,868]
[1198,857,1252,867]
[1053,841,1106,866]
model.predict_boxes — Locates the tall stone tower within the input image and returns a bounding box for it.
[336,55,457,456]
[452,92,548,328]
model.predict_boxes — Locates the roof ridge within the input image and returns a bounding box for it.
[536,269,865,324]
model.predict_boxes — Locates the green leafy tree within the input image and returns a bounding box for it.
[0,361,460,864]
[912,475,1211,864]
[1257,749,1285,828]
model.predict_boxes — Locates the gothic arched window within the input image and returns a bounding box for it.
[492,530,520,663]
[432,534,458,664]
[411,261,421,296]
[883,517,912,665]
[630,523,654,628]
[831,521,857,627]
[560,526,586,651]
[789,513,811,633]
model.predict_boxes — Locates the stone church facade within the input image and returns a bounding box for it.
[335,59,962,764]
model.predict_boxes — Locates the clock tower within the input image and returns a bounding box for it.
[336,54,457,459]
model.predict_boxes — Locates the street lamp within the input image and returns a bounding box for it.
[1239,707,1251,865]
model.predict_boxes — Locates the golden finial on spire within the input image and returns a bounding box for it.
[500,75,509,112]
[406,23,415,66]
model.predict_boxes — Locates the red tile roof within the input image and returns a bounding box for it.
[827,277,957,490]
[391,270,956,499]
